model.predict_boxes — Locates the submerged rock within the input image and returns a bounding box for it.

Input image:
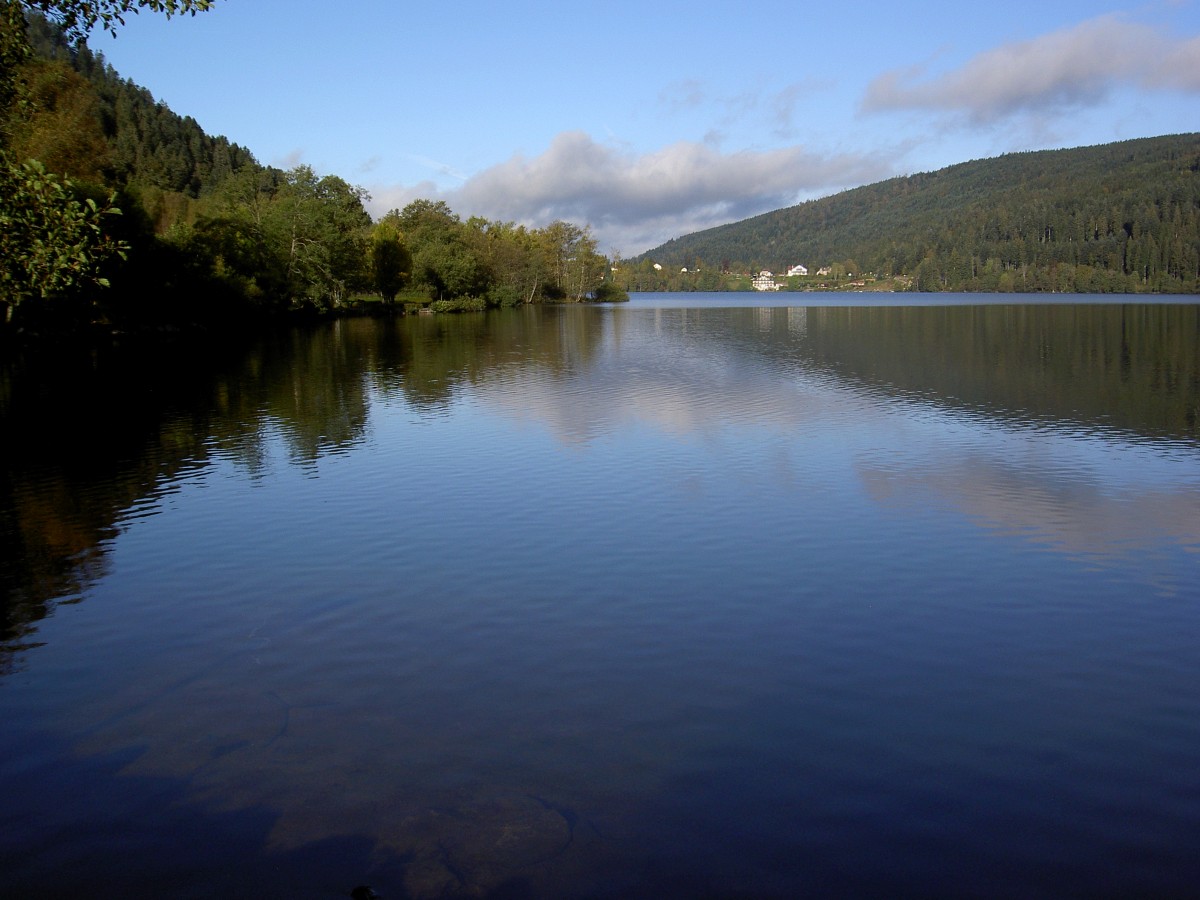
[398,792,577,898]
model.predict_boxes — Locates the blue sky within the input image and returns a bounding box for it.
[91,0,1200,253]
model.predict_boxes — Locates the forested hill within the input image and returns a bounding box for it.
[17,13,262,227]
[634,135,1200,293]
[3,11,617,335]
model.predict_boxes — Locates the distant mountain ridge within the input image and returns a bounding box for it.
[633,134,1200,293]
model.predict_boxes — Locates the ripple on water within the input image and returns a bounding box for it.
[3,304,1200,898]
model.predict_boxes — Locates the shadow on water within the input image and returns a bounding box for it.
[0,309,609,673]
[698,302,1200,443]
[2,720,599,899]
[800,303,1200,441]
[0,728,414,899]
[0,337,224,672]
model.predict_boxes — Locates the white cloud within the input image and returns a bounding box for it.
[1154,33,1200,90]
[862,14,1200,122]
[368,132,892,255]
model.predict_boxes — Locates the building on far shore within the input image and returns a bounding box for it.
[786,264,808,277]
[751,271,781,291]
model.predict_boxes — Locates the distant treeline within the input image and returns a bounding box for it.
[632,134,1200,294]
[2,11,620,337]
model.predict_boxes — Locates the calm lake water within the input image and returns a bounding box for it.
[2,293,1199,898]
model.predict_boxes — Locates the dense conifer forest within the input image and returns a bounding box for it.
[632,134,1200,294]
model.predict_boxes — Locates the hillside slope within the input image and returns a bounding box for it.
[13,14,264,230]
[634,135,1200,293]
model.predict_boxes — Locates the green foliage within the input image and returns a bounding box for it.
[387,201,607,309]
[538,220,606,301]
[174,212,287,308]
[5,57,110,180]
[177,164,372,311]
[0,2,31,114]
[412,230,486,302]
[635,134,1200,294]
[465,217,546,305]
[272,166,372,307]
[484,283,525,308]
[369,222,410,303]
[590,281,629,303]
[429,296,486,313]
[10,11,259,206]
[0,8,616,330]
[1,1,225,324]
[0,154,126,320]
[22,0,216,42]
[392,200,484,302]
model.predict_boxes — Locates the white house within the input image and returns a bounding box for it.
[786,264,808,277]
[751,270,781,291]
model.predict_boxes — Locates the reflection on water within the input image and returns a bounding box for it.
[1,298,1199,898]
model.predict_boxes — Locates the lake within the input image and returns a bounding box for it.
[2,293,1198,898]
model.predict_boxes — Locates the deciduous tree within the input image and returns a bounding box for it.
[1,0,216,319]
[0,157,125,321]
[370,222,411,304]
[20,0,215,40]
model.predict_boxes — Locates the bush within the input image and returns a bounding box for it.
[429,296,486,314]
[590,282,630,303]
[486,284,524,308]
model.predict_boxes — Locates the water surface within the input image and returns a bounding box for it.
[2,296,1198,897]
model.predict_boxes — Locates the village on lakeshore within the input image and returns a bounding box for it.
[628,261,910,292]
